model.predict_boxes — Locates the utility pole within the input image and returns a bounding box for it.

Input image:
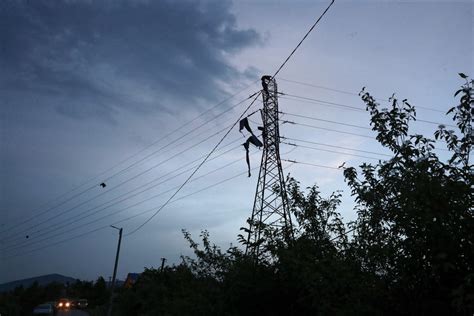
[107,225,123,316]
[160,258,166,273]
[245,76,293,259]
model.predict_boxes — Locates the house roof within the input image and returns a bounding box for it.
[126,273,140,282]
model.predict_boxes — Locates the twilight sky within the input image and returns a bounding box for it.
[1,0,472,283]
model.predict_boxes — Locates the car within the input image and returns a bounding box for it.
[33,303,55,315]
[76,299,88,309]
[56,298,72,310]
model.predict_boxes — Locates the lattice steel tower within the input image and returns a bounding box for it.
[245,76,293,257]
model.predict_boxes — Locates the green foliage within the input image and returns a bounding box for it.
[351,75,473,314]
[114,75,472,315]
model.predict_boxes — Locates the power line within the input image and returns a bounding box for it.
[3,160,277,259]
[272,0,335,78]
[3,149,262,254]
[281,142,382,161]
[0,184,97,236]
[280,77,362,98]
[280,93,364,112]
[4,105,263,245]
[278,77,447,114]
[282,120,374,139]
[124,93,263,236]
[415,118,457,128]
[1,91,258,236]
[280,111,372,130]
[282,119,451,152]
[5,137,290,254]
[116,158,296,233]
[281,136,392,157]
[1,138,247,248]
[280,93,456,128]
[3,110,264,248]
[5,161,296,259]
[281,159,340,170]
[2,120,244,243]
[101,95,258,183]
[0,83,258,236]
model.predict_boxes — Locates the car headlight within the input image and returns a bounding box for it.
[66,302,70,307]
[59,302,63,307]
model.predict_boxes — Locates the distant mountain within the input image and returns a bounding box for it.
[0,273,78,292]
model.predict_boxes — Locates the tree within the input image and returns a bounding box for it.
[91,276,109,306]
[343,74,473,314]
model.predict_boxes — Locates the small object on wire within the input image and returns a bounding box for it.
[100,182,107,188]
[338,162,346,169]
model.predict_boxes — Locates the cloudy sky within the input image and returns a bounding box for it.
[1,0,472,283]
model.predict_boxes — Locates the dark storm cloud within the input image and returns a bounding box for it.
[0,0,260,120]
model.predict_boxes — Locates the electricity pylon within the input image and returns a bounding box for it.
[245,75,293,258]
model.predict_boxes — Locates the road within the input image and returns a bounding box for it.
[57,310,89,316]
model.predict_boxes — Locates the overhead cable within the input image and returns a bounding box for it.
[280,93,364,112]
[272,0,335,78]
[124,92,263,236]
[2,120,244,243]
[3,149,261,254]
[281,136,391,157]
[281,142,382,161]
[281,159,340,170]
[1,138,246,248]
[1,89,258,235]
[279,77,447,114]
[280,111,372,130]
[281,93,456,128]
[282,120,374,139]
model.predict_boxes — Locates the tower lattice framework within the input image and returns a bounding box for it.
[246,76,293,257]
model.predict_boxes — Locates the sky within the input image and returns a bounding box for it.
[0,0,472,283]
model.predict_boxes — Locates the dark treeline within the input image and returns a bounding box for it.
[0,277,108,315]
[1,75,472,315]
